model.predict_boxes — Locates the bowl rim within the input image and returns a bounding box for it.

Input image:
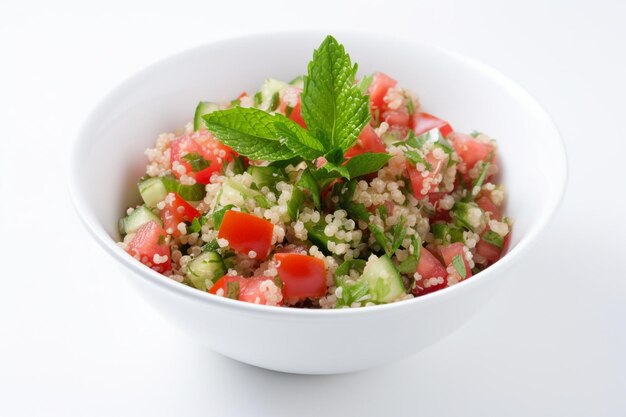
[68,29,568,318]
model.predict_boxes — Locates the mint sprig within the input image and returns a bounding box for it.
[203,35,385,182]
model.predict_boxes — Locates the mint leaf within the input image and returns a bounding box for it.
[357,74,373,94]
[274,115,325,160]
[344,152,392,178]
[323,160,350,179]
[301,35,370,151]
[203,107,297,161]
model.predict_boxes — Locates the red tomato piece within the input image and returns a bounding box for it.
[448,132,495,171]
[217,211,274,260]
[238,277,283,305]
[288,100,306,128]
[476,195,502,221]
[383,109,410,129]
[344,125,386,158]
[407,152,447,197]
[475,234,502,264]
[127,221,171,273]
[411,112,453,137]
[170,131,235,184]
[209,275,283,306]
[274,253,327,302]
[160,192,200,237]
[413,248,448,296]
[368,72,397,111]
[439,242,473,282]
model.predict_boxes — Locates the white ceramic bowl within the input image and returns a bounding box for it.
[69,31,567,374]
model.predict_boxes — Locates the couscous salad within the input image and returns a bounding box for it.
[118,36,511,308]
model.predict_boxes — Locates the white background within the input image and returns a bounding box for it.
[1,1,625,416]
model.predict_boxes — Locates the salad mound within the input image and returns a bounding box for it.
[118,35,512,308]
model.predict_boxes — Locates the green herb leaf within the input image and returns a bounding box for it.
[451,254,467,279]
[212,205,235,229]
[232,155,246,175]
[398,235,422,274]
[335,259,367,279]
[296,168,322,210]
[183,152,211,172]
[344,152,392,178]
[405,130,427,149]
[389,217,407,255]
[341,201,370,223]
[369,223,389,255]
[274,115,325,160]
[335,278,370,308]
[301,35,370,151]
[322,160,351,179]
[472,161,490,191]
[404,150,432,170]
[160,175,206,201]
[202,239,220,252]
[189,215,208,233]
[482,230,504,248]
[203,107,297,161]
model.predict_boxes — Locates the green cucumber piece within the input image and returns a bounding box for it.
[194,101,220,131]
[217,179,270,208]
[186,251,226,291]
[247,166,287,190]
[122,205,162,235]
[138,177,168,208]
[287,186,304,221]
[359,255,405,303]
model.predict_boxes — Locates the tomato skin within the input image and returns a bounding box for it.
[344,124,386,158]
[127,221,171,273]
[411,112,453,137]
[412,248,448,296]
[160,192,200,237]
[407,152,446,197]
[439,242,473,282]
[383,110,410,128]
[209,275,283,305]
[170,131,235,184]
[448,132,495,171]
[368,72,397,111]
[475,236,502,264]
[274,253,327,301]
[217,211,274,260]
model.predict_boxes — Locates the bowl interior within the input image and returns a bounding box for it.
[71,31,566,292]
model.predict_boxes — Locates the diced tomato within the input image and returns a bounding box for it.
[383,110,410,128]
[160,192,200,237]
[217,210,274,260]
[344,125,386,158]
[475,228,511,265]
[288,100,306,128]
[209,276,283,306]
[368,72,397,112]
[274,253,327,302]
[170,131,236,184]
[127,221,171,273]
[411,112,453,137]
[407,152,447,197]
[448,132,495,171]
[412,248,448,296]
[476,195,502,221]
[427,192,452,222]
[439,242,473,282]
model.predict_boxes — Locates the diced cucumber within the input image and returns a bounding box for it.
[247,166,286,190]
[186,252,226,291]
[359,255,405,303]
[193,101,220,131]
[138,177,168,208]
[287,186,304,221]
[217,179,270,208]
[289,75,304,89]
[122,205,162,235]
